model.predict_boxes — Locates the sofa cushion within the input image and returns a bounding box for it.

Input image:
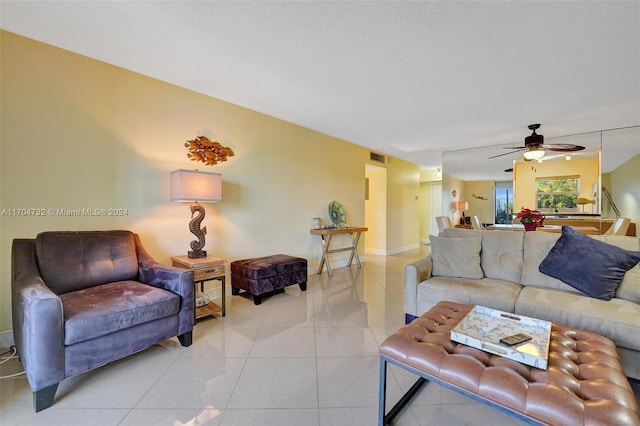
[480,230,524,283]
[520,232,576,292]
[515,286,640,352]
[592,235,640,303]
[60,280,180,345]
[37,231,139,294]
[539,226,640,301]
[429,235,483,279]
[416,276,522,314]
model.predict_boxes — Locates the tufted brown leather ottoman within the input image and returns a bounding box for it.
[379,301,640,426]
[231,254,307,305]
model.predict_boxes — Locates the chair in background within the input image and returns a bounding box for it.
[12,230,194,411]
[471,215,485,230]
[436,216,453,233]
[603,217,631,235]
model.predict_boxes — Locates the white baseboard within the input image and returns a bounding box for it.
[386,243,420,255]
[365,248,387,256]
[366,244,420,256]
[0,330,14,351]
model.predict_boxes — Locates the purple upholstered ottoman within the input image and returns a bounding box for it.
[231,254,307,305]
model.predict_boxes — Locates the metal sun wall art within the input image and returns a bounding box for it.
[185,136,235,166]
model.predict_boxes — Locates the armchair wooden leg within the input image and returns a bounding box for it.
[178,331,192,347]
[34,383,58,412]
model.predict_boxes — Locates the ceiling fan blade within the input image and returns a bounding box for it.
[488,148,525,159]
[542,144,585,152]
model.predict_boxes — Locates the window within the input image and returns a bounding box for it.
[495,182,513,224]
[536,176,579,212]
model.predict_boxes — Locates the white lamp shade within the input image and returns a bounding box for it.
[170,169,222,202]
[456,201,468,211]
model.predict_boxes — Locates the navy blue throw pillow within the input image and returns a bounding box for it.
[539,226,640,301]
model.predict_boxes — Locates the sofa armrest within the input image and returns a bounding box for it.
[134,234,194,335]
[404,255,433,317]
[11,239,65,391]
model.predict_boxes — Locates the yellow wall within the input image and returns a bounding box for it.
[463,181,495,224]
[385,158,421,254]
[514,156,600,211]
[0,31,420,333]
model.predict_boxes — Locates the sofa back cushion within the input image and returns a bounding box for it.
[592,235,640,303]
[429,234,484,279]
[36,231,139,294]
[521,232,577,292]
[440,228,525,283]
[440,228,483,239]
[480,230,524,283]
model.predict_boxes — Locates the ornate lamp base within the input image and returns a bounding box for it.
[187,202,207,259]
[188,250,207,259]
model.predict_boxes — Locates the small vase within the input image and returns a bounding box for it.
[522,222,538,232]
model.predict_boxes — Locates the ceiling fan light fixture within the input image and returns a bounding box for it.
[523,148,545,161]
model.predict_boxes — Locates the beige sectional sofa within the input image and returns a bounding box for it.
[405,227,640,380]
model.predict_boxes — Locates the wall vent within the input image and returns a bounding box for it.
[370,152,385,164]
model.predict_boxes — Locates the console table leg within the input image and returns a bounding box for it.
[349,232,362,269]
[317,234,334,276]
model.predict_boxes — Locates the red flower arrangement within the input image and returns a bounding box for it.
[516,207,544,231]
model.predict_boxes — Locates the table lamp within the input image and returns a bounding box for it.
[170,169,222,259]
[456,201,469,224]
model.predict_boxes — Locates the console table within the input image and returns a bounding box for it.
[172,255,227,320]
[310,227,367,276]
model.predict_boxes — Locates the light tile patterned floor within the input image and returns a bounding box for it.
[1,247,638,425]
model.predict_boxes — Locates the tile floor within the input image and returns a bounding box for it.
[1,247,638,425]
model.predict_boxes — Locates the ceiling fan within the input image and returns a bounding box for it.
[489,124,585,161]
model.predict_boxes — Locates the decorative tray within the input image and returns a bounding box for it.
[450,305,551,370]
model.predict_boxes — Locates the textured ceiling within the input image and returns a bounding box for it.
[1,1,639,173]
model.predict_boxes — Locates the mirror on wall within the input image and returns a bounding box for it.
[442,125,639,235]
[513,131,602,216]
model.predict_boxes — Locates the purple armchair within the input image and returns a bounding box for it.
[11,230,194,412]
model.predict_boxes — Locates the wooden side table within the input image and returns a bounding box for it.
[171,255,227,320]
[310,226,367,277]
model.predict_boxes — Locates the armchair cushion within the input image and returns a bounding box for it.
[36,231,139,294]
[60,280,180,345]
